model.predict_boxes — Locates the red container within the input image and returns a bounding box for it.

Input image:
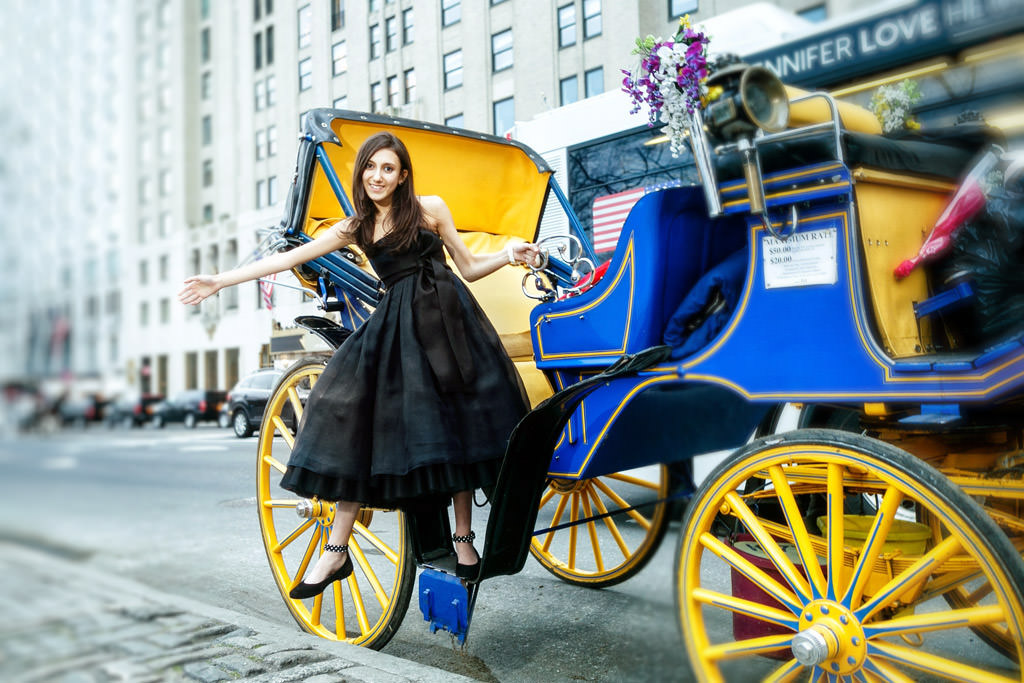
[728,535,822,658]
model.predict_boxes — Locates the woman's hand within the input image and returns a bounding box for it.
[510,242,542,268]
[178,275,222,306]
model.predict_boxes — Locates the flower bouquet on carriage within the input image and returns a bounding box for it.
[621,16,712,158]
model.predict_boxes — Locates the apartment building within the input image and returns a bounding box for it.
[3,0,840,398]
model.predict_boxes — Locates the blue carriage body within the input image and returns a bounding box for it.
[531,159,1024,481]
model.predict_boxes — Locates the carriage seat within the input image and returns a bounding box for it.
[712,122,1003,186]
[531,187,747,368]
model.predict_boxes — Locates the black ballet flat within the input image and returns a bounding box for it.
[453,531,480,580]
[289,543,353,599]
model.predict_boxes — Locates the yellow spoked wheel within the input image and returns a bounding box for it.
[256,358,415,649]
[677,428,1024,682]
[530,465,671,588]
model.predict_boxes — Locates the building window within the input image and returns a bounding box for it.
[254,31,263,69]
[442,0,460,26]
[493,97,514,135]
[445,113,464,128]
[200,27,210,62]
[668,0,698,19]
[202,159,214,187]
[558,4,576,47]
[385,16,398,52]
[201,115,212,146]
[254,0,261,20]
[256,179,266,208]
[585,66,603,97]
[160,127,171,155]
[159,169,172,196]
[159,254,169,281]
[140,301,149,327]
[297,4,312,48]
[371,81,383,112]
[201,71,211,99]
[402,8,414,44]
[203,204,214,223]
[583,0,601,38]
[254,80,265,110]
[139,260,149,285]
[266,74,277,106]
[443,49,463,89]
[160,211,172,237]
[333,95,348,108]
[138,218,151,242]
[268,176,278,205]
[387,75,400,107]
[491,29,513,72]
[266,26,274,64]
[298,57,312,91]
[369,23,381,59]
[138,178,152,203]
[160,298,170,325]
[267,125,277,156]
[491,0,508,4]
[404,68,416,104]
[256,129,266,159]
[201,0,210,20]
[332,40,348,75]
[798,4,827,22]
[158,85,172,112]
[331,0,345,30]
[265,0,273,16]
[560,75,578,105]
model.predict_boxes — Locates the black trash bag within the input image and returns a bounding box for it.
[939,186,1024,344]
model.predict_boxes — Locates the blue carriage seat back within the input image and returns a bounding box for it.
[531,186,746,366]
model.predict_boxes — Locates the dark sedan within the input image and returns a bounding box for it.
[152,389,227,429]
[105,393,165,428]
[223,368,283,438]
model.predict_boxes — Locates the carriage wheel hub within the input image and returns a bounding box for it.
[793,600,866,674]
[295,499,335,523]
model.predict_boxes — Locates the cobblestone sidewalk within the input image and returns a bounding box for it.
[0,542,472,683]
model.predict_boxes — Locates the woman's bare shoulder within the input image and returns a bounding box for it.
[417,194,447,214]
[332,216,359,242]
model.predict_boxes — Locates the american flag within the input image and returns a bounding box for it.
[260,273,276,310]
[591,181,682,254]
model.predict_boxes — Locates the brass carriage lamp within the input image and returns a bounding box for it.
[703,65,790,142]
[703,65,790,216]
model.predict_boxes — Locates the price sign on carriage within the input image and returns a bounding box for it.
[762,227,838,289]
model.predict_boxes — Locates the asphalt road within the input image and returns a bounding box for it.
[0,424,694,683]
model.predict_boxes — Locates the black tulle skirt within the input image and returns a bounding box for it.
[279,232,530,508]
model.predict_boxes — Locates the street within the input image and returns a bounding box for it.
[0,425,691,683]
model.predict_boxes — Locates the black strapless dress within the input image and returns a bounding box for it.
[279,229,530,507]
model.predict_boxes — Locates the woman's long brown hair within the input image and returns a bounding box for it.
[349,131,424,252]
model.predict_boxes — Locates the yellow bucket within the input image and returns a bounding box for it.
[817,514,932,555]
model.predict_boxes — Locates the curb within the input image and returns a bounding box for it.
[0,541,474,683]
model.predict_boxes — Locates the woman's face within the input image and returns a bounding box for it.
[362,148,406,204]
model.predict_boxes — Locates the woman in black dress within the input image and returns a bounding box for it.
[179,132,540,597]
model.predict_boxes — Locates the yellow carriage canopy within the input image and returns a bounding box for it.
[287,109,553,242]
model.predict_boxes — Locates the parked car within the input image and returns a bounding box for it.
[105,393,164,428]
[224,368,283,438]
[58,394,110,428]
[152,389,227,429]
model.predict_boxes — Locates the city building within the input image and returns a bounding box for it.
[1,0,852,401]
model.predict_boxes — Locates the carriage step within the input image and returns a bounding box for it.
[418,568,477,645]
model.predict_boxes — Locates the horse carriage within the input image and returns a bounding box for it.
[252,65,1024,681]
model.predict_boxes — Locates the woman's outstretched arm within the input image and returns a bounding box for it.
[422,195,539,282]
[178,220,354,306]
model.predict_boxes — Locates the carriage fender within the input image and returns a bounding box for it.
[472,345,673,581]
